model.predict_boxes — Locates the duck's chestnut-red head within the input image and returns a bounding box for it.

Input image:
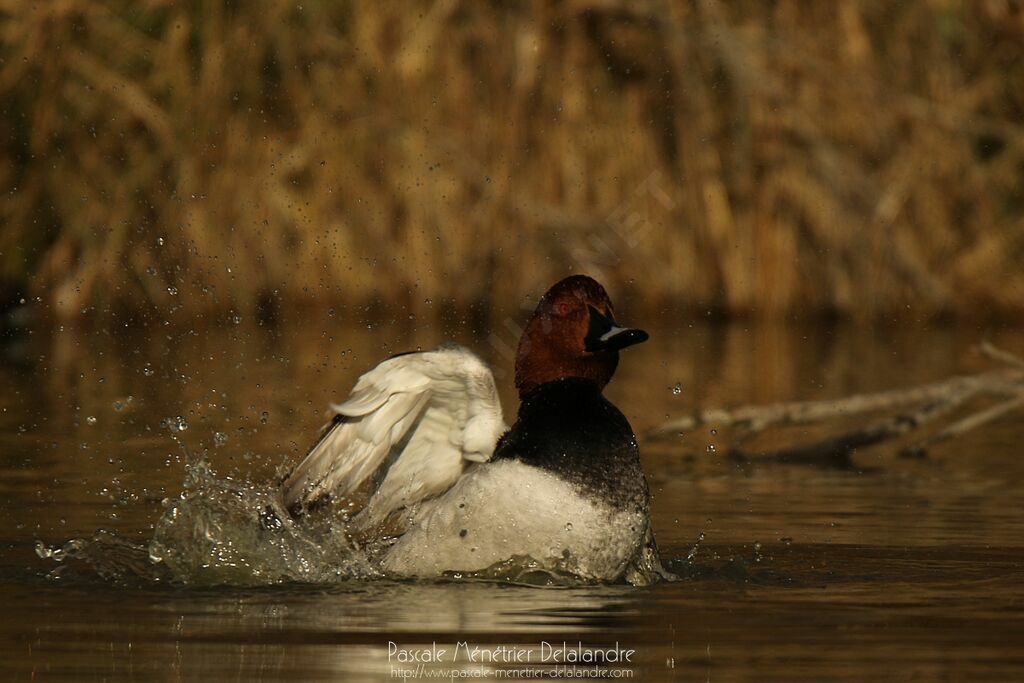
[514,275,648,397]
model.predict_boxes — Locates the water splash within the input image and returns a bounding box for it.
[147,458,382,585]
[36,531,170,584]
[686,531,705,562]
[39,457,382,586]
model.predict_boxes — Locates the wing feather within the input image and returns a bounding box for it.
[281,346,505,526]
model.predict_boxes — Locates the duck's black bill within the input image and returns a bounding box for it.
[585,305,649,352]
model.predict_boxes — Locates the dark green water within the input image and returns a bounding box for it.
[2,314,1023,681]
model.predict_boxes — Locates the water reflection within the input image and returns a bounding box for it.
[6,575,646,681]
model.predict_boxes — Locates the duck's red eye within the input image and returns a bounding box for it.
[555,301,571,316]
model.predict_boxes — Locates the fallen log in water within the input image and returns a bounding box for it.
[647,343,1024,465]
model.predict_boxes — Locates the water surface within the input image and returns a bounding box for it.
[2,315,1023,680]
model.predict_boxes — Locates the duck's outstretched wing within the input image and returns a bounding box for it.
[281,346,506,530]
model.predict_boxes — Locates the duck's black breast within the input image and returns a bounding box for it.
[492,377,648,513]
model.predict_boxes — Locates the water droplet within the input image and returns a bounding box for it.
[156,237,165,246]
[149,542,165,563]
[780,536,793,546]
[232,314,242,325]
[142,364,155,377]
[564,522,573,532]
[260,411,269,425]
[686,531,705,562]
[710,428,718,436]
[213,431,229,447]
[85,416,97,426]
[167,286,178,296]
[706,443,716,453]
[671,382,682,395]
[163,416,188,433]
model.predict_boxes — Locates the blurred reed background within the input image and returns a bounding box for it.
[1,0,1023,323]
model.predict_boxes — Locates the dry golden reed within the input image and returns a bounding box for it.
[1,0,1022,321]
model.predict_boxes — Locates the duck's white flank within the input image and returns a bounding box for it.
[382,459,646,581]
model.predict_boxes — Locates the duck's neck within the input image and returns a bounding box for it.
[496,377,648,512]
[514,353,618,398]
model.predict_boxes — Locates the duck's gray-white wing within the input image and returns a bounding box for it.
[281,346,506,530]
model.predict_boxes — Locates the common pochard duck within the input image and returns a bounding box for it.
[281,275,670,584]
